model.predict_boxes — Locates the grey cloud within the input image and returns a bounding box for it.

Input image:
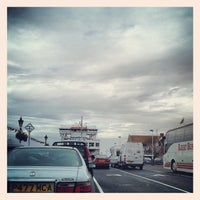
[7,7,193,148]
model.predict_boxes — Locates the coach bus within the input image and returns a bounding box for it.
[163,123,193,173]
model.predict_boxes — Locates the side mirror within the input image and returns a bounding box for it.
[88,163,96,168]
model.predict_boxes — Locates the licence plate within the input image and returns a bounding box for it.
[10,182,54,193]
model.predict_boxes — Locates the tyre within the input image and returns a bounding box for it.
[171,160,177,173]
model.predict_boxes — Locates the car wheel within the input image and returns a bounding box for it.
[171,160,177,173]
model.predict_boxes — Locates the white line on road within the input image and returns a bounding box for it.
[93,176,104,193]
[153,174,166,177]
[106,174,122,177]
[114,168,190,193]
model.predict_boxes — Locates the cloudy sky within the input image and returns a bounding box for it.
[7,7,193,152]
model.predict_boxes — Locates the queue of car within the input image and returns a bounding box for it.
[7,139,111,193]
[8,141,165,193]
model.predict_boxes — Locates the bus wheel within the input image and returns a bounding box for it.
[171,160,177,173]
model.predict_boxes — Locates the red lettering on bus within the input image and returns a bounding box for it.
[178,144,187,151]
[187,143,193,150]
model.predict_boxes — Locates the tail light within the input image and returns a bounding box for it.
[105,158,109,163]
[56,182,75,192]
[75,182,92,192]
[56,182,92,193]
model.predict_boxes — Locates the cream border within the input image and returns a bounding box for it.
[1,1,200,200]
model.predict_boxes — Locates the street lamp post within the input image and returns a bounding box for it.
[16,116,29,143]
[18,116,24,131]
[44,135,48,146]
[16,116,24,143]
[150,129,154,165]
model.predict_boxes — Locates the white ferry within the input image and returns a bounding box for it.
[59,117,100,156]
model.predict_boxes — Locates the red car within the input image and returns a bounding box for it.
[94,155,110,169]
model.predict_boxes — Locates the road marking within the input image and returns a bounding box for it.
[93,177,104,193]
[106,174,122,177]
[114,168,190,193]
[153,174,166,177]
[151,170,163,173]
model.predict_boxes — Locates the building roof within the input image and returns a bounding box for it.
[127,135,160,144]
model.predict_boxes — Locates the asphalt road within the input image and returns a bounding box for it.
[93,164,193,193]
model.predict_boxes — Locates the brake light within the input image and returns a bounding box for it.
[56,182,92,193]
[56,182,75,192]
[75,182,92,192]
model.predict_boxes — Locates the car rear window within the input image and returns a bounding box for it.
[52,141,87,161]
[8,148,82,167]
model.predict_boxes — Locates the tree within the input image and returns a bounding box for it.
[16,130,28,143]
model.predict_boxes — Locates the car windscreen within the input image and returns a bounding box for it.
[8,148,82,167]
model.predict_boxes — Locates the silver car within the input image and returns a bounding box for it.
[7,146,96,193]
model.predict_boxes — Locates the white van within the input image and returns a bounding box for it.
[110,145,121,167]
[163,140,193,173]
[118,142,144,169]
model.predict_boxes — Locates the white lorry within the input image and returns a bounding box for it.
[110,145,121,168]
[118,142,144,169]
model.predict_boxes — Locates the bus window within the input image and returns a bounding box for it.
[175,128,184,142]
[184,125,193,141]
